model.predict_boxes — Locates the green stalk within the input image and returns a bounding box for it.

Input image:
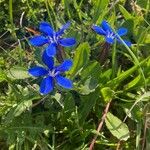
[136,122,142,150]
[44,0,54,27]
[111,7,117,79]
[9,0,16,38]
[73,0,82,21]
[111,40,117,79]
[48,1,57,21]
[115,32,147,90]
[145,0,150,21]
[63,0,71,19]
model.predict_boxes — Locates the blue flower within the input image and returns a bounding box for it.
[29,21,76,57]
[92,20,131,46]
[28,51,73,95]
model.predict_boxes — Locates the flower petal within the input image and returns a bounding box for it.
[56,59,73,72]
[46,43,57,57]
[42,51,54,70]
[39,22,54,37]
[117,28,128,36]
[123,40,132,47]
[92,25,106,35]
[40,76,54,94]
[106,37,114,44]
[28,66,48,77]
[116,38,132,47]
[101,20,112,32]
[56,21,71,36]
[55,75,73,89]
[59,38,76,47]
[29,36,48,46]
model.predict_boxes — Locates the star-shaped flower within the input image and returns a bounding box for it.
[28,51,73,95]
[92,20,131,46]
[29,21,76,57]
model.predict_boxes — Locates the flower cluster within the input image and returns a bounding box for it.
[28,21,76,94]
[28,20,131,95]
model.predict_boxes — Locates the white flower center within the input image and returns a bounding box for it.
[107,31,115,39]
[48,33,60,44]
[48,69,59,77]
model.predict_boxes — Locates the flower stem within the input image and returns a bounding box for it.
[89,101,111,150]
[56,45,66,63]
[99,42,111,65]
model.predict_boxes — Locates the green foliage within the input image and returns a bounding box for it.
[105,112,130,141]
[69,42,90,77]
[7,67,30,79]
[0,0,150,149]
[119,4,133,20]
[100,87,114,103]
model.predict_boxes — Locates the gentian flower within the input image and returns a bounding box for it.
[92,20,131,46]
[29,21,76,57]
[28,51,73,95]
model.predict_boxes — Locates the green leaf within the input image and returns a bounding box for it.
[63,93,75,118]
[124,104,142,122]
[124,75,141,90]
[105,112,130,141]
[145,34,150,43]
[99,69,112,84]
[79,89,99,125]
[137,0,149,9]
[137,92,150,102]
[7,67,30,79]
[13,100,32,117]
[118,5,132,20]
[0,57,5,67]
[100,87,114,103]
[0,69,7,82]
[68,42,90,77]
[3,100,32,124]
[106,57,148,89]
[52,93,64,108]
[78,61,101,95]
[81,61,101,81]
[92,0,109,23]
[3,92,40,124]
[64,93,75,112]
[79,77,98,95]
